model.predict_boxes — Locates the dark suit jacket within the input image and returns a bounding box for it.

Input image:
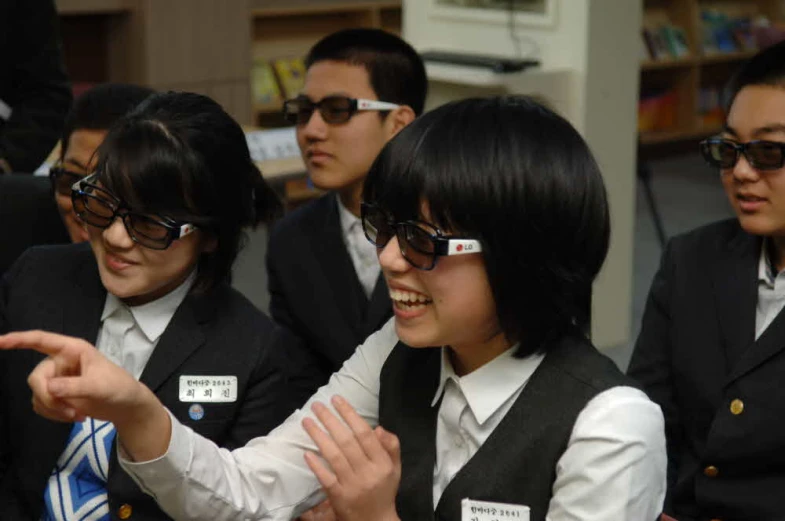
[0,244,294,520]
[0,174,69,277]
[628,218,785,521]
[266,193,393,385]
[0,0,71,172]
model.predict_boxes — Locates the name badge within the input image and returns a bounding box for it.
[179,375,238,403]
[461,499,530,521]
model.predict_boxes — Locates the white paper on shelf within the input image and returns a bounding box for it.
[245,127,299,162]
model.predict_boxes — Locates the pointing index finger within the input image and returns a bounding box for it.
[0,330,90,359]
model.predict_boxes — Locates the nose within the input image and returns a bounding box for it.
[300,107,328,141]
[729,152,761,183]
[102,216,135,249]
[378,235,410,273]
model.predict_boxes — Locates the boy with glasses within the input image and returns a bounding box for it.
[267,28,427,386]
[629,40,785,520]
[0,83,154,277]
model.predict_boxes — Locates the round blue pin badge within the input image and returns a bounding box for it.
[188,403,205,421]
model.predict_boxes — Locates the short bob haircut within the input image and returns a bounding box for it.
[305,28,428,116]
[363,96,610,357]
[92,91,282,292]
[726,39,785,110]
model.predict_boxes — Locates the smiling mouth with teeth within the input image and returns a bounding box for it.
[389,289,433,308]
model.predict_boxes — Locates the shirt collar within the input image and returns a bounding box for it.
[336,195,361,237]
[100,269,197,343]
[758,239,777,288]
[431,345,545,425]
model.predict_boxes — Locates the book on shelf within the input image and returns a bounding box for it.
[251,59,283,108]
[272,57,307,100]
[701,10,767,55]
[642,24,690,61]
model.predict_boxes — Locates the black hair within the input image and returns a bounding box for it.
[93,91,283,293]
[59,83,156,159]
[727,40,785,110]
[363,96,610,357]
[305,28,427,116]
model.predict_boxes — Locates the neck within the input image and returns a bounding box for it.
[337,182,363,217]
[447,331,513,377]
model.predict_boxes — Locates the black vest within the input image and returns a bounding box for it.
[379,338,636,521]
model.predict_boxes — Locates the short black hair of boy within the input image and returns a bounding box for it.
[727,39,785,110]
[93,91,282,293]
[363,96,610,357]
[305,28,427,116]
[59,83,155,159]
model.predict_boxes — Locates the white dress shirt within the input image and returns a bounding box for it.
[97,269,196,379]
[756,241,785,340]
[336,196,380,299]
[122,318,666,521]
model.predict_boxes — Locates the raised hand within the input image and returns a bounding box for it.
[302,395,401,521]
[0,330,171,461]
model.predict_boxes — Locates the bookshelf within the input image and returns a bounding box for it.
[639,0,784,146]
[249,0,402,127]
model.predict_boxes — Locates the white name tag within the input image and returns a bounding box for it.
[461,499,530,521]
[179,375,238,403]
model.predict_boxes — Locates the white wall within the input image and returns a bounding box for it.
[403,0,642,349]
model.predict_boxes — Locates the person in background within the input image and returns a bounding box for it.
[1,96,666,521]
[0,0,71,174]
[0,91,294,521]
[0,83,155,277]
[266,28,427,386]
[629,40,785,521]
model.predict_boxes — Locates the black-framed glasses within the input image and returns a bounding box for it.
[700,138,785,171]
[71,174,197,250]
[283,95,400,125]
[49,166,86,196]
[361,203,482,271]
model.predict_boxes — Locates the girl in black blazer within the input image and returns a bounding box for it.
[0,91,300,520]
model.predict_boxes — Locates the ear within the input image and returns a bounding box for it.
[384,105,416,141]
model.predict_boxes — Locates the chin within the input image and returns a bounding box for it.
[736,215,782,237]
[394,322,439,349]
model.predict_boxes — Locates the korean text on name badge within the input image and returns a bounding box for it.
[461,498,530,521]
[179,376,238,403]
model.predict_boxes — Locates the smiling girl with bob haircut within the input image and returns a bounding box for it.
[0,95,666,521]
[0,91,295,521]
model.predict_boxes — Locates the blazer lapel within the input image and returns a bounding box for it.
[138,292,207,393]
[61,253,105,343]
[710,229,759,372]
[311,195,367,338]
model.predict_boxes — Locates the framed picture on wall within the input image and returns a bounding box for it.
[429,0,557,28]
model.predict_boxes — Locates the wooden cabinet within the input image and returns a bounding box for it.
[55,0,252,124]
[639,0,783,146]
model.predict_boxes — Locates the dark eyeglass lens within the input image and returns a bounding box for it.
[320,97,353,124]
[363,208,393,247]
[127,214,170,242]
[283,100,313,125]
[51,169,82,196]
[79,193,115,225]
[703,141,737,168]
[748,142,785,169]
[398,224,435,269]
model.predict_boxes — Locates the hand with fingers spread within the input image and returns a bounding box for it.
[302,395,402,521]
[0,330,172,461]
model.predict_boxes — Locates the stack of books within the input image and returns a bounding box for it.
[642,24,691,61]
[701,10,762,55]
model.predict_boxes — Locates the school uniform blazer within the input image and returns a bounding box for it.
[267,193,392,383]
[628,218,785,521]
[0,243,293,520]
[0,174,68,277]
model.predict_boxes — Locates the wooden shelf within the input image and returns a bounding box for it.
[251,1,400,18]
[640,124,721,145]
[700,49,758,65]
[641,57,697,70]
[639,0,783,146]
[55,0,132,15]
